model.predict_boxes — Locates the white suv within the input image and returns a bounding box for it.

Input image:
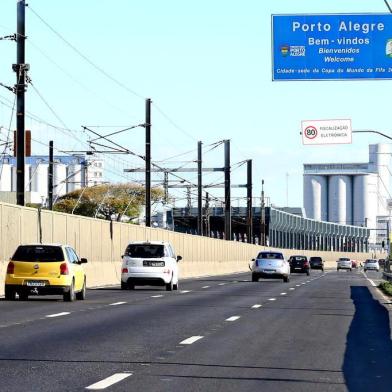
[121,241,181,291]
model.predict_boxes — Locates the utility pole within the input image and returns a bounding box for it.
[224,140,231,240]
[205,192,210,236]
[261,179,266,246]
[197,141,203,235]
[163,171,169,204]
[145,98,151,227]
[14,0,29,206]
[247,159,253,243]
[48,140,53,210]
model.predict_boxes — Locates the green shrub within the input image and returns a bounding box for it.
[378,281,392,296]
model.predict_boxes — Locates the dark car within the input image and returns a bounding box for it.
[378,259,386,268]
[309,256,324,271]
[288,255,310,275]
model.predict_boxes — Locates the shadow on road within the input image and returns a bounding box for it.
[343,286,392,392]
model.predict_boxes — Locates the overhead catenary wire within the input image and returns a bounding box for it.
[27,5,146,101]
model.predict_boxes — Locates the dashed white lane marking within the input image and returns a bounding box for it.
[179,336,204,345]
[296,284,300,287]
[218,283,226,286]
[226,316,240,322]
[306,280,311,283]
[289,288,295,290]
[368,278,377,287]
[46,312,70,318]
[252,304,262,309]
[202,286,210,289]
[109,302,127,306]
[280,292,287,296]
[180,290,191,294]
[268,298,276,301]
[86,373,132,390]
[151,295,164,298]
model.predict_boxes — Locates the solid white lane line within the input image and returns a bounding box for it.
[251,304,262,309]
[268,298,276,301]
[46,312,70,318]
[201,286,210,289]
[86,373,132,390]
[280,292,287,296]
[179,336,204,345]
[180,290,191,294]
[109,302,127,306]
[151,295,163,298]
[226,316,240,322]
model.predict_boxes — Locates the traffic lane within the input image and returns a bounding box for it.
[0,272,250,325]
[108,271,387,392]
[0,271,318,327]
[0,273,324,391]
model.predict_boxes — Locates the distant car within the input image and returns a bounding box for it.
[309,256,324,271]
[288,255,310,275]
[4,244,88,301]
[250,251,290,283]
[364,259,379,272]
[337,257,352,271]
[378,259,386,268]
[121,241,181,291]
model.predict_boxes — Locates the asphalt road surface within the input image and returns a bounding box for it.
[0,268,391,391]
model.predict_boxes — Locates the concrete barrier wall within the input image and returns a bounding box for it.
[0,202,376,296]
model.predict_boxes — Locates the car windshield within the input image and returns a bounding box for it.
[126,244,164,258]
[310,257,322,262]
[257,252,283,260]
[11,245,65,262]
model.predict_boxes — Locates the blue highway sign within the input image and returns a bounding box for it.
[272,14,392,81]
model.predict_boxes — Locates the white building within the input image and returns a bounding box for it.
[303,144,391,247]
[0,155,104,205]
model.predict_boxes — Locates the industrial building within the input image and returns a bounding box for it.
[0,155,104,205]
[303,143,391,247]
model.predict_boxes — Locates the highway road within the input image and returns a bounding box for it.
[0,269,391,391]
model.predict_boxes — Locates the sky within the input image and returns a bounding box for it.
[0,0,391,210]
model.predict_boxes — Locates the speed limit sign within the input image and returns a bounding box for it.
[301,119,352,145]
[304,126,317,139]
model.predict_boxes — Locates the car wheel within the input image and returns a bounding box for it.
[350,268,352,272]
[306,270,310,276]
[283,275,289,283]
[173,282,179,290]
[76,278,86,300]
[128,283,135,290]
[4,286,16,301]
[166,279,174,291]
[121,281,128,290]
[252,273,258,282]
[64,280,75,302]
[337,268,339,271]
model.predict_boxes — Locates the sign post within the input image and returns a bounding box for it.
[301,119,352,145]
[272,14,392,81]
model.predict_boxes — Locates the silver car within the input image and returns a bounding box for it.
[337,257,352,271]
[251,251,290,283]
[364,259,379,272]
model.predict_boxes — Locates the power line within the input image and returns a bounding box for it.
[27,5,146,101]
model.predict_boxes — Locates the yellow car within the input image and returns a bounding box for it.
[4,243,87,302]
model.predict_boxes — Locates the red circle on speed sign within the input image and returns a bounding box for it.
[304,126,317,139]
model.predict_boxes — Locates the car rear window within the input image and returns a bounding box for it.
[339,258,350,261]
[291,256,306,261]
[365,259,377,263]
[125,244,164,258]
[11,245,65,262]
[310,257,322,262]
[257,252,283,260]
